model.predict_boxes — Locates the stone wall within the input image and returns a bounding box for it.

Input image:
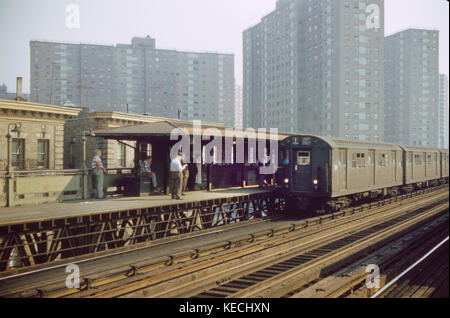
[64,109,137,169]
[0,118,65,170]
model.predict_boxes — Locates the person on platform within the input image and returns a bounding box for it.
[170,152,187,200]
[92,149,107,199]
[140,156,160,192]
[181,156,189,196]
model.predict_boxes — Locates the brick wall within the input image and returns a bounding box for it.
[0,118,65,171]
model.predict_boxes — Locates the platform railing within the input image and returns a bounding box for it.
[0,165,273,208]
[0,168,136,207]
[0,190,286,272]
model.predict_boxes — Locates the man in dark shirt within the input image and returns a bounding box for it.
[140,156,160,192]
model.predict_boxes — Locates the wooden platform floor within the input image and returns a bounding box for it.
[0,188,273,226]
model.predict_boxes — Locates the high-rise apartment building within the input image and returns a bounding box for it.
[384,29,439,147]
[439,74,449,148]
[244,0,385,141]
[234,84,243,129]
[30,36,235,126]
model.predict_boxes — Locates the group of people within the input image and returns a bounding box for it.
[91,149,191,200]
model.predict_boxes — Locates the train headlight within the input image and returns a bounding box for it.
[313,179,319,185]
[284,178,289,184]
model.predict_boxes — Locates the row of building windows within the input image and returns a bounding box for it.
[11,139,49,170]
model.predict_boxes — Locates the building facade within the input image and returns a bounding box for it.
[439,74,449,148]
[384,29,440,147]
[234,84,243,129]
[30,36,235,127]
[244,0,385,141]
[64,110,166,170]
[0,99,81,171]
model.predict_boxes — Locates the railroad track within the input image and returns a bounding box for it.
[0,185,448,298]
[289,216,448,298]
[369,237,448,298]
[176,195,448,298]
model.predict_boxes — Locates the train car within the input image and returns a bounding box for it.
[279,135,403,211]
[399,145,441,190]
[438,148,449,182]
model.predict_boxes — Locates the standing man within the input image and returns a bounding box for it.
[170,152,187,200]
[181,156,189,196]
[140,156,160,192]
[92,149,107,199]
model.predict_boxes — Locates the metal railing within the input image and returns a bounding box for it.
[0,168,136,207]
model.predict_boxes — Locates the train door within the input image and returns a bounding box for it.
[294,150,312,191]
[339,149,347,190]
[369,150,375,185]
[392,151,397,182]
[409,152,413,179]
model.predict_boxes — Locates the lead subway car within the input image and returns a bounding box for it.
[278,135,404,211]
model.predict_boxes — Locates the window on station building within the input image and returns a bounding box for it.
[117,142,126,167]
[37,139,49,169]
[12,138,25,170]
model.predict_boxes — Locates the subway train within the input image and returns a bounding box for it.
[277,135,449,211]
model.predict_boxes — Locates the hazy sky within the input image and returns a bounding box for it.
[0,0,448,93]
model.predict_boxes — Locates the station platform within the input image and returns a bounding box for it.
[0,187,273,226]
[0,187,285,272]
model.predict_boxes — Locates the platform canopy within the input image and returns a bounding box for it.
[93,119,291,189]
[93,119,291,141]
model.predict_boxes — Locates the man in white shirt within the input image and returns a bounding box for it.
[92,149,107,199]
[170,152,187,200]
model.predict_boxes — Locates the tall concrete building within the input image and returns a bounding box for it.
[30,36,235,127]
[234,84,243,129]
[384,29,439,147]
[244,0,385,141]
[439,74,449,148]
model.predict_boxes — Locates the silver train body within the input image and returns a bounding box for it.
[278,135,449,211]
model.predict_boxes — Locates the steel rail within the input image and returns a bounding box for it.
[228,203,448,298]
[288,215,449,298]
[371,236,449,298]
[79,192,448,298]
[95,193,448,298]
[0,186,447,298]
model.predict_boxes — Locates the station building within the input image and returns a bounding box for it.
[0,98,81,171]
[63,110,178,170]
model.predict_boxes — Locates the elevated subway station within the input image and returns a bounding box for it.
[0,120,289,272]
[93,119,290,194]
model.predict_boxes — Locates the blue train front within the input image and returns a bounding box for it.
[276,134,448,213]
[278,135,331,198]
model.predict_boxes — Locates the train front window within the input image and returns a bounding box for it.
[280,149,289,165]
[297,151,310,165]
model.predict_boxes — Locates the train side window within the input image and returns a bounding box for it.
[297,151,310,165]
[414,155,422,165]
[358,153,365,168]
[379,153,388,167]
[352,153,366,168]
[426,155,432,164]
